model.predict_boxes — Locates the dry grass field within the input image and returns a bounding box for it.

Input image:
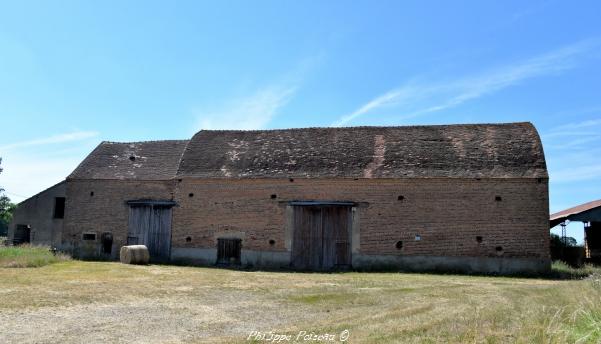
[0,257,600,343]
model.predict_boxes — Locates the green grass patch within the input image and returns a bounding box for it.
[550,261,601,279]
[0,245,71,268]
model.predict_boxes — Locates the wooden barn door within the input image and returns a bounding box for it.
[291,205,352,271]
[127,205,172,261]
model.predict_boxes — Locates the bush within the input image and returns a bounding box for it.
[0,245,71,268]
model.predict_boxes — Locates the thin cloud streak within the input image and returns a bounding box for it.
[333,38,600,126]
[193,55,322,131]
[195,85,297,130]
[0,131,99,151]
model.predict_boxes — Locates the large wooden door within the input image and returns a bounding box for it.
[291,205,352,271]
[127,205,172,260]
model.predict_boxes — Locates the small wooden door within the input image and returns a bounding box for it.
[217,238,242,265]
[127,205,172,260]
[291,205,352,271]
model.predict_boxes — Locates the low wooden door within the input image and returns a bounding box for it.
[291,205,352,271]
[127,205,172,260]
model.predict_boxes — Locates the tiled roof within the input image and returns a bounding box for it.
[176,122,547,179]
[68,140,189,180]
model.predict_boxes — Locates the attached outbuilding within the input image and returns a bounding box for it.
[8,181,66,246]
[11,122,551,273]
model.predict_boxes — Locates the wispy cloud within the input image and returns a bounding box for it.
[552,163,601,183]
[332,38,600,126]
[193,55,323,131]
[0,131,99,151]
[551,118,601,131]
[195,85,297,130]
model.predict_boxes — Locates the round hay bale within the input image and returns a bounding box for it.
[119,245,150,265]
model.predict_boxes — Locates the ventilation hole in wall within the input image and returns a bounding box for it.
[188,193,194,198]
[269,239,275,246]
[90,191,94,196]
[476,236,483,243]
[289,178,294,182]
[270,194,277,199]
[395,241,403,250]
[82,233,96,241]
[186,236,192,243]
[397,195,405,201]
[129,156,136,161]
[537,178,543,184]
[495,196,502,202]
[353,178,359,181]
[495,246,503,252]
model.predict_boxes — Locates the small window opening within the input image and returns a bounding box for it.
[188,193,194,198]
[397,195,405,201]
[495,196,502,202]
[53,197,65,219]
[495,246,503,252]
[537,178,543,184]
[269,239,275,246]
[217,238,242,265]
[90,191,94,197]
[289,178,294,182]
[270,194,277,199]
[476,236,483,243]
[186,236,192,243]
[395,241,403,250]
[415,234,421,241]
[101,232,113,254]
[82,233,96,241]
[129,156,136,161]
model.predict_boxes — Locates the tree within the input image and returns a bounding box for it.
[0,157,17,236]
[550,233,578,248]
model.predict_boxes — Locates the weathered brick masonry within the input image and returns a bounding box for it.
[171,178,549,260]
[63,179,175,258]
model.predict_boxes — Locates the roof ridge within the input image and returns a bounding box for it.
[101,139,189,144]
[191,122,532,134]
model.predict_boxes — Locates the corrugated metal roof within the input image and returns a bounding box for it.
[550,199,601,221]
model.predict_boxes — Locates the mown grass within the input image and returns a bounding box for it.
[0,260,600,343]
[0,245,71,268]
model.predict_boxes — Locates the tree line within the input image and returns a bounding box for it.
[0,158,17,237]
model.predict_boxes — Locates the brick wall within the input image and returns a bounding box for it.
[172,178,550,259]
[63,177,549,261]
[9,182,65,247]
[63,179,174,257]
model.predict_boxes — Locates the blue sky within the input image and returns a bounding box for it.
[1,1,600,242]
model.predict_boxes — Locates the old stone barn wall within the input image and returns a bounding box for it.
[9,181,66,247]
[63,179,174,259]
[171,177,549,273]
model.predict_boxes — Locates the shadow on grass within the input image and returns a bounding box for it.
[163,257,601,280]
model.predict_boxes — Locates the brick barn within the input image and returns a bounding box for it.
[9,122,551,273]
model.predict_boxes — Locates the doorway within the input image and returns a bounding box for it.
[127,202,173,261]
[291,203,352,271]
